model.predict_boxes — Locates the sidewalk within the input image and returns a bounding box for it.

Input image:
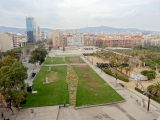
[0,107,18,120]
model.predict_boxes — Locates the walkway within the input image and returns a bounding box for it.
[16,106,59,120]
[43,63,87,66]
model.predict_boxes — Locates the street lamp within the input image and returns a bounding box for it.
[147,92,151,112]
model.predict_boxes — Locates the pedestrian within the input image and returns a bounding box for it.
[1,112,4,118]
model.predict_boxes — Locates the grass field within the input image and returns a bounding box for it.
[44,57,65,64]
[65,57,85,63]
[73,65,124,107]
[21,66,69,108]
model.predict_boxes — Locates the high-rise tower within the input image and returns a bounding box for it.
[26,16,35,43]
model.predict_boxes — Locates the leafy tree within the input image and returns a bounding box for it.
[146,73,155,80]
[0,60,3,69]
[0,56,28,114]
[47,39,53,44]
[141,70,156,79]
[29,47,47,64]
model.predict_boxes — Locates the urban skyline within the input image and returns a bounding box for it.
[0,0,160,31]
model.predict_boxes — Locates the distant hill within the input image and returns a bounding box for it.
[0,26,52,34]
[0,26,158,34]
[68,26,155,34]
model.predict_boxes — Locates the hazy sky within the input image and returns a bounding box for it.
[0,0,160,31]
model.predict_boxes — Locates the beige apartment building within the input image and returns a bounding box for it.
[0,32,13,52]
[52,30,63,48]
[0,32,27,52]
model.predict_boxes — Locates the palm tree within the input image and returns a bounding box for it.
[124,67,129,75]
[153,82,160,96]
[128,65,133,76]
[119,65,124,73]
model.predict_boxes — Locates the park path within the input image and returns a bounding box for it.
[43,63,87,66]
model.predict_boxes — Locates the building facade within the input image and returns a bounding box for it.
[52,30,63,48]
[0,32,13,52]
[26,16,40,43]
[26,16,34,43]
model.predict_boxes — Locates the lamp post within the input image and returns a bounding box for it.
[147,92,151,112]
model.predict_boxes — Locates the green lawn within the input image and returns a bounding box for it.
[65,56,85,63]
[73,65,124,107]
[44,57,65,64]
[21,66,69,108]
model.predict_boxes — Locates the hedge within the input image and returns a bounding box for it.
[103,68,129,82]
[135,87,144,94]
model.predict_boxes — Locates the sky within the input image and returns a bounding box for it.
[0,0,160,31]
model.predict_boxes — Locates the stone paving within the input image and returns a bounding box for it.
[16,106,59,120]
[0,108,18,120]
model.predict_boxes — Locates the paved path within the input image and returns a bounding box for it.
[0,107,18,120]
[43,63,87,66]
[16,106,59,120]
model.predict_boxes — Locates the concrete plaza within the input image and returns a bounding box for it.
[16,106,59,120]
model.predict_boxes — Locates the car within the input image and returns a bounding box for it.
[119,83,124,87]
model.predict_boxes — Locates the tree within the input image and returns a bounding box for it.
[47,39,53,44]
[146,73,155,80]
[0,56,28,114]
[29,47,47,64]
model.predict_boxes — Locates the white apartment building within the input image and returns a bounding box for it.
[72,35,84,46]
[67,36,73,46]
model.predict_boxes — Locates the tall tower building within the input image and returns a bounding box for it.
[26,16,35,43]
[26,16,40,43]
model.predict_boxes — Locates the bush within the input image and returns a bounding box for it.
[141,70,156,80]
[141,70,149,76]
[151,96,160,103]
[103,68,129,82]
[135,87,144,94]
[117,74,129,82]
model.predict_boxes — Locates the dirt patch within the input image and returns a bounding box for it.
[88,81,99,88]
[75,65,100,87]
[48,71,58,82]
[70,58,80,63]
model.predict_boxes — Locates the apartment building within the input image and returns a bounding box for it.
[84,34,96,46]
[52,29,63,48]
[0,32,13,52]
[0,32,27,52]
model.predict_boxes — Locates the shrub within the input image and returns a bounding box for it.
[135,87,144,94]
[103,68,129,82]
[151,96,160,103]
[117,74,129,82]
[141,70,149,76]
[141,70,156,80]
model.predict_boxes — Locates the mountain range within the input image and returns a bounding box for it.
[0,26,158,34]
